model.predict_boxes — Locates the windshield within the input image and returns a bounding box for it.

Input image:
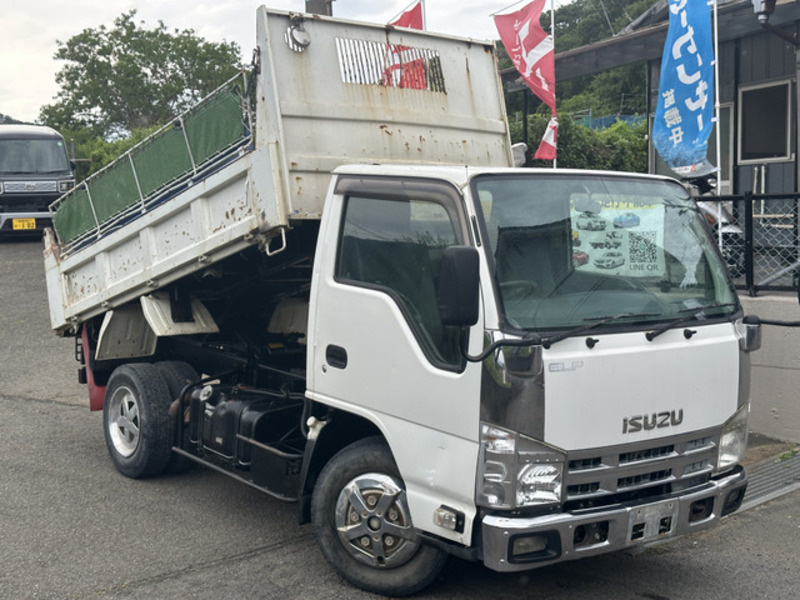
[473,173,737,332]
[0,138,71,175]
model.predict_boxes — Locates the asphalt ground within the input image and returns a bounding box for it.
[1,238,798,600]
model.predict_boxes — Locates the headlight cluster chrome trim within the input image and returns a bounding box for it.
[477,423,566,509]
[717,403,749,474]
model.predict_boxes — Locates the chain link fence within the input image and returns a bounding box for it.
[697,193,800,295]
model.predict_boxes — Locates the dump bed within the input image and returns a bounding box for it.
[44,6,512,334]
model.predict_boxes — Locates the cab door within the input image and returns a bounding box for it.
[306,175,483,543]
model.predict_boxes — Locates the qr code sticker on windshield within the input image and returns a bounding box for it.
[630,231,657,263]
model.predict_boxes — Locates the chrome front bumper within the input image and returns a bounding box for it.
[481,466,747,572]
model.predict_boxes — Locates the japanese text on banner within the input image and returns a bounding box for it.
[653,0,715,176]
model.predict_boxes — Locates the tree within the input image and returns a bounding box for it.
[39,11,242,138]
[499,0,654,171]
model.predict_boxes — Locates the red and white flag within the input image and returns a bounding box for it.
[495,0,557,160]
[535,115,558,160]
[385,2,425,89]
[391,1,423,30]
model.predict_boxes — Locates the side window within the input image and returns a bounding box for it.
[336,194,464,368]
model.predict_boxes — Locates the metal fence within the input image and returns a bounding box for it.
[697,193,800,295]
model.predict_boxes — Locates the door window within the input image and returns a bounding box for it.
[335,187,466,368]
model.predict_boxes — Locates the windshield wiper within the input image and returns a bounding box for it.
[542,312,659,349]
[645,302,736,341]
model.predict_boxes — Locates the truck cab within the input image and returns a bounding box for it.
[308,165,755,574]
[0,124,74,235]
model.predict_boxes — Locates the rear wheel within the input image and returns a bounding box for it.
[103,363,173,479]
[311,437,448,596]
[155,361,199,474]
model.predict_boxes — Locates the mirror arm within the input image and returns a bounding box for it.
[461,334,542,363]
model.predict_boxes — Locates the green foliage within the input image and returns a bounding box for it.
[554,0,655,50]
[499,0,652,171]
[39,11,241,139]
[59,126,158,182]
[511,113,647,172]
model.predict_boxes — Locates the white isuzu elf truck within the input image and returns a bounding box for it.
[43,7,760,596]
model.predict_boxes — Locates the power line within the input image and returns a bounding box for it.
[598,0,615,36]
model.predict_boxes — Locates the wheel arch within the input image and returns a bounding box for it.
[298,409,385,524]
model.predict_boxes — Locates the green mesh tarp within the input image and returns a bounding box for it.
[185,89,246,166]
[53,78,248,246]
[52,187,96,243]
[132,127,193,198]
[52,159,140,244]
[89,159,140,223]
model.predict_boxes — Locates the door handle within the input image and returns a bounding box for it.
[325,345,348,369]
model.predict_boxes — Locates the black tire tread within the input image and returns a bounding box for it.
[103,363,173,479]
[311,437,448,597]
[154,361,199,475]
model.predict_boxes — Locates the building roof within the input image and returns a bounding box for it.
[502,0,800,84]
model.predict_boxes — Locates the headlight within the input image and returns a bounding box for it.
[717,403,749,473]
[0,182,4,194]
[517,463,562,505]
[477,423,565,509]
[59,180,75,193]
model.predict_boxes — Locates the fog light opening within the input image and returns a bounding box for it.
[509,531,562,563]
[722,487,746,516]
[573,521,609,548]
[513,535,548,556]
[689,497,714,523]
[658,516,673,535]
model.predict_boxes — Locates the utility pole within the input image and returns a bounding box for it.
[305,0,334,15]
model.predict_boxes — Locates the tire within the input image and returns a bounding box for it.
[154,361,199,474]
[311,437,448,596]
[103,363,173,479]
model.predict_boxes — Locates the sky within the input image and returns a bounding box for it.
[0,0,570,124]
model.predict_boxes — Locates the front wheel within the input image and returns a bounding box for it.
[103,363,173,479]
[311,438,448,596]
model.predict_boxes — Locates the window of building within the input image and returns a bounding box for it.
[738,81,792,163]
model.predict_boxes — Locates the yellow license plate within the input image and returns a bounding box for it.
[12,218,36,230]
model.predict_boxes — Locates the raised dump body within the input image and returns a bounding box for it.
[44,6,512,334]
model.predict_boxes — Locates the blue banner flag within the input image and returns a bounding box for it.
[653,0,715,176]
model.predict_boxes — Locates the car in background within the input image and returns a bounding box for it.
[576,212,606,231]
[613,212,640,228]
[594,250,625,269]
[0,124,74,235]
[572,250,589,266]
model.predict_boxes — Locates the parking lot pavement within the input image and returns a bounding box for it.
[2,240,799,600]
[0,393,797,600]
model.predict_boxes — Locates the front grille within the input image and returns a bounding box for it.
[563,429,720,508]
[620,444,674,464]
[3,181,57,193]
[0,195,54,212]
[569,457,601,470]
[618,468,672,489]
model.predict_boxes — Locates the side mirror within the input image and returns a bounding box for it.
[437,246,480,327]
[739,315,762,352]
